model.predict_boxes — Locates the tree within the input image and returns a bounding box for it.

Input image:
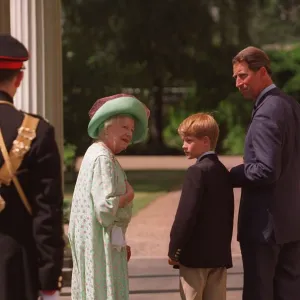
[62,0,129,154]
[114,0,214,150]
[62,0,216,153]
[62,0,300,156]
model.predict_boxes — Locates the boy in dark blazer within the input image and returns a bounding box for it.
[168,113,234,300]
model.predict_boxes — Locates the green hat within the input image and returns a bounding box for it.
[88,94,150,143]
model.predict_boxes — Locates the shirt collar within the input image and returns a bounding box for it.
[255,83,276,107]
[197,151,215,163]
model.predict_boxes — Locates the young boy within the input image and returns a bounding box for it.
[168,113,234,300]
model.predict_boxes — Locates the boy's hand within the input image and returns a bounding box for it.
[168,257,179,266]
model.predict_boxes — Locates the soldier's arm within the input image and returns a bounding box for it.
[29,123,64,291]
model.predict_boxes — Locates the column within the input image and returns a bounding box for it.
[0,0,10,33]
[9,0,64,155]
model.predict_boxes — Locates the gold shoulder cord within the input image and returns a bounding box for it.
[0,128,32,214]
[0,111,40,215]
[0,100,15,107]
[0,100,15,212]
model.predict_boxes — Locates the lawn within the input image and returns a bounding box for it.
[63,170,185,223]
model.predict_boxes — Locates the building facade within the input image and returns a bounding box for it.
[0,0,64,155]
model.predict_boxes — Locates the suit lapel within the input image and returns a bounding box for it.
[246,88,281,136]
[251,88,280,121]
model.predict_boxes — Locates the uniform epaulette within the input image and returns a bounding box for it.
[0,114,40,181]
[22,111,49,123]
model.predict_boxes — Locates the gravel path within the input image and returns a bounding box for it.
[127,188,241,258]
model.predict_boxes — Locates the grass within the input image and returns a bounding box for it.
[63,170,185,223]
[131,192,164,216]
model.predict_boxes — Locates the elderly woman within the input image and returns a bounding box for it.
[68,94,150,300]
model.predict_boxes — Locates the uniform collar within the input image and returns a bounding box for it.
[0,90,13,103]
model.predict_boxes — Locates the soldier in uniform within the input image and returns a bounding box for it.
[0,34,64,299]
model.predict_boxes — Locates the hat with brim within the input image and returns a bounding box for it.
[88,94,149,144]
[0,34,29,70]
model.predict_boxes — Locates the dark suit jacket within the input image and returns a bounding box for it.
[169,153,234,268]
[230,87,300,244]
[0,91,64,300]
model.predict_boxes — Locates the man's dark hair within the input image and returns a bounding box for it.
[232,46,272,75]
[0,69,21,84]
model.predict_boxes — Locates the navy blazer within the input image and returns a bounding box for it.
[169,154,234,268]
[230,87,300,244]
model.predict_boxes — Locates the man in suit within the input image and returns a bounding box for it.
[230,46,300,300]
[0,34,64,299]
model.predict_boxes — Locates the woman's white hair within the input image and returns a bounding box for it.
[97,115,133,141]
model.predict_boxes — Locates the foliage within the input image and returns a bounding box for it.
[221,124,246,155]
[268,46,300,101]
[163,106,190,150]
[63,143,77,170]
[61,0,300,156]
[216,92,252,154]
[251,0,300,45]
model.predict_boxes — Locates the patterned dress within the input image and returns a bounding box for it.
[68,143,132,300]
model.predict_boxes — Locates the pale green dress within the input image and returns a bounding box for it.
[68,143,132,300]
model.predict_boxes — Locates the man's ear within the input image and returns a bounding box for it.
[259,67,268,77]
[14,71,24,88]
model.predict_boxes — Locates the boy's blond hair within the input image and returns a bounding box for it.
[178,113,219,150]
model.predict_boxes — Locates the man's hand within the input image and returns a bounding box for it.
[168,258,179,266]
[40,291,59,300]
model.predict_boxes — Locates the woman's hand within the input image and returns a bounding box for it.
[126,245,131,261]
[125,181,134,203]
[119,181,135,208]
